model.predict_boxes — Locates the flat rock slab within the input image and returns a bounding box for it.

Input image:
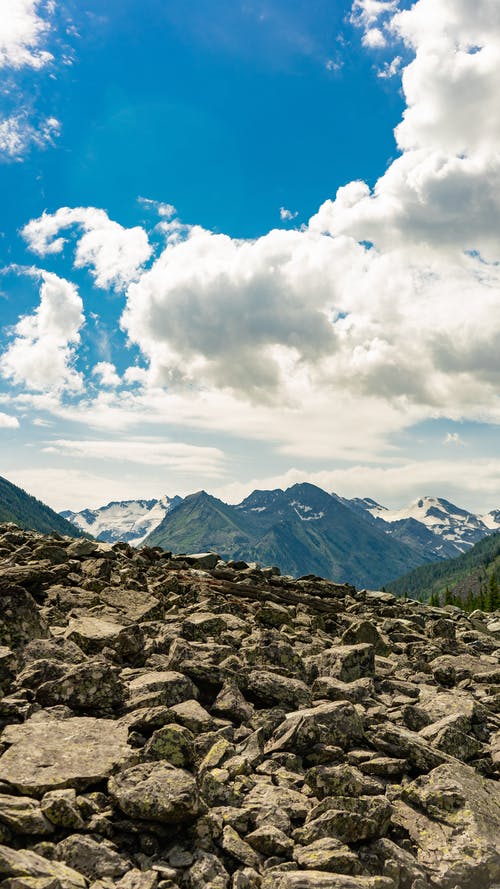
[261,873,394,889]
[0,715,131,794]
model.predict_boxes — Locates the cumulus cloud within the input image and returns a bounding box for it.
[280,207,298,221]
[0,270,84,392]
[92,362,121,388]
[22,207,153,289]
[0,412,19,428]
[0,0,53,69]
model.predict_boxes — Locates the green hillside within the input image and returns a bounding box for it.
[388,529,500,610]
[0,475,85,538]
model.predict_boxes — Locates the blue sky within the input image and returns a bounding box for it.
[2,0,500,513]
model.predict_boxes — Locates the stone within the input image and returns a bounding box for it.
[127,671,198,708]
[393,761,500,888]
[0,795,54,835]
[0,844,86,889]
[266,701,364,755]
[261,874,395,889]
[305,764,383,799]
[220,825,261,869]
[108,762,200,822]
[0,715,131,794]
[143,724,194,767]
[40,790,85,829]
[182,612,225,640]
[296,795,392,845]
[316,644,375,682]
[65,617,143,659]
[35,661,125,715]
[55,835,130,880]
[245,670,312,710]
[0,583,48,649]
[293,838,361,874]
[186,852,229,888]
[246,825,294,859]
[212,680,253,724]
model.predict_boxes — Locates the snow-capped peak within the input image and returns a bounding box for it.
[364,495,491,550]
[61,495,182,545]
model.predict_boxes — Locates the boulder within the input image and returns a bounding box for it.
[0,715,131,794]
[108,762,200,822]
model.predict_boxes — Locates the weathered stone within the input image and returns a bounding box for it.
[143,723,194,767]
[0,844,86,889]
[245,670,312,710]
[108,762,200,822]
[393,762,500,888]
[293,837,361,874]
[0,796,54,835]
[266,701,364,755]
[220,825,261,869]
[316,644,375,682]
[55,835,130,880]
[127,671,198,708]
[182,612,225,640]
[65,616,143,659]
[0,715,131,793]
[35,661,125,714]
[297,795,392,845]
[40,790,85,829]
[261,873,395,889]
[186,851,229,888]
[0,583,48,649]
[246,825,294,859]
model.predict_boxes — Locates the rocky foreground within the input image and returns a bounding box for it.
[0,525,499,889]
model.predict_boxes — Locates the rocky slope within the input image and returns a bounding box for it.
[0,524,499,889]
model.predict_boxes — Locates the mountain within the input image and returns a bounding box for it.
[388,528,500,604]
[357,497,500,554]
[0,474,84,537]
[61,495,183,545]
[144,483,430,588]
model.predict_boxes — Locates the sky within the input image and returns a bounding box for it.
[1,0,500,514]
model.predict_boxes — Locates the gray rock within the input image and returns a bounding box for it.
[55,834,130,880]
[0,715,131,793]
[108,761,200,822]
[0,844,86,889]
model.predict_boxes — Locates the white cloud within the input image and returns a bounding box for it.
[280,207,298,221]
[0,270,84,392]
[0,0,53,69]
[0,412,19,428]
[362,27,387,49]
[22,207,153,289]
[0,114,60,160]
[444,431,465,446]
[44,438,226,473]
[92,362,121,388]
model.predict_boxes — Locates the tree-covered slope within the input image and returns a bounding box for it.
[388,529,500,605]
[0,475,85,537]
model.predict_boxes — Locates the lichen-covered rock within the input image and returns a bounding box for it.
[393,761,500,888]
[0,715,131,793]
[0,844,86,889]
[0,795,54,835]
[108,761,200,822]
[55,834,130,880]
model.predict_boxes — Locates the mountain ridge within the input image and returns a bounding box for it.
[0,475,84,538]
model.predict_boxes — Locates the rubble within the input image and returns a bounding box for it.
[0,522,498,888]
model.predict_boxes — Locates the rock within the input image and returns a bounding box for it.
[55,835,130,880]
[186,852,229,888]
[0,583,48,649]
[393,761,500,888]
[296,795,392,844]
[245,670,312,710]
[65,616,144,659]
[40,790,85,829]
[0,844,86,889]
[316,643,375,682]
[305,764,383,799]
[108,762,200,822]
[293,837,361,874]
[35,661,125,714]
[266,701,364,755]
[127,671,198,708]
[220,825,261,869]
[0,795,54,835]
[0,715,131,793]
[261,874,395,889]
[182,612,226,640]
[246,825,294,859]
[143,724,194,767]
[212,680,253,724]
